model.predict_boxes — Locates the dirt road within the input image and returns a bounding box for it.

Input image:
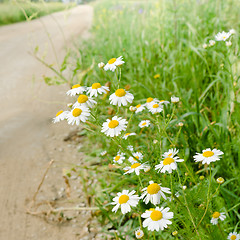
[0,6,95,240]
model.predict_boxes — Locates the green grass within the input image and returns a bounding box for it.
[44,0,240,239]
[0,1,75,25]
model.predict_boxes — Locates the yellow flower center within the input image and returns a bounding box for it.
[115,88,126,97]
[168,153,173,156]
[108,120,119,128]
[92,83,101,89]
[108,58,117,64]
[115,156,120,161]
[147,183,160,194]
[212,212,220,218]
[159,100,165,103]
[203,151,214,157]
[131,163,141,168]
[147,97,153,103]
[136,104,141,108]
[230,235,237,240]
[154,74,160,79]
[118,194,129,204]
[56,110,63,117]
[135,156,139,160]
[72,84,80,89]
[125,133,130,136]
[72,108,82,117]
[77,94,88,103]
[142,122,147,126]
[153,104,159,108]
[137,232,141,236]
[163,157,174,165]
[150,210,163,221]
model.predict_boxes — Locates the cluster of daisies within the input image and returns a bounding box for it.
[203,29,236,48]
[53,56,238,239]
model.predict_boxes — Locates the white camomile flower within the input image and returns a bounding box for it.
[210,212,226,225]
[109,88,134,107]
[111,190,139,214]
[226,41,232,47]
[228,232,240,240]
[66,106,90,125]
[53,110,69,123]
[171,96,180,103]
[155,149,184,174]
[215,31,231,41]
[135,229,144,239]
[128,152,143,163]
[104,56,125,72]
[148,102,164,114]
[203,43,208,49]
[127,145,134,152]
[229,29,236,35]
[124,162,149,176]
[209,40,216,46]
[73,94,97,108]
[141,207,173,231]
[122,132,136,140]
[101,116,128,137]
[87,83,109,97]
[100,150,107,156]
[135,104,145,113]
[140,181,171,205]
[145,97,159,109]
[158,100,170,106]
[193,148,224,165]
[98,62,105,68]
[113,152,125,164]
[139,120,150,128]
[66,84,86,96]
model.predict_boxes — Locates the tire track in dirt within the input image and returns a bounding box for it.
[0,6,93,240]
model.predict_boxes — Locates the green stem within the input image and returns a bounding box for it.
[196,165,212,230]
[177,170,201,239]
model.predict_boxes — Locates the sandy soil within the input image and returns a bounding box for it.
[0,5,99,240]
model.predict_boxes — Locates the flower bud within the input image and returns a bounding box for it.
[98,62,105,68]
[216,177,224,184]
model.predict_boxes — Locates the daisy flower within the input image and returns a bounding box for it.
[122,132,136,140]
[158,100,170,106]
[141,207,173,231]
[66,106,90,125]
[210,212,226,225]
[104,56,124,72]
[98,62,105,68]
[193,148,224,165]
[209,40,216,46]
[135,104,145,113]
[109,88,134,107]
[66,84,85,96]
[124,162,148,176]
[53,110,69,123]
[127,145,134,152]
[87,83,109,97]
[226,41,232,47]
[128,152,143,163]
[139,120,150,128]
[113,152,125,164]
[73,94,97,108]
[155,149,184,174]
[135,229,144,239]
[215,31,231,41]
[148,102,164,114]
[203,43,208,49]
[101,116,128,137]
[171,96,179,103]
[140,181,171,205]
[100,150,107,156]
[229,29,236,35]
[228,232,240,240]
[145,97,159,108]
[111,190,139,214]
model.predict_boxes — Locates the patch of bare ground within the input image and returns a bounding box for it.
[0,5,105,240]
